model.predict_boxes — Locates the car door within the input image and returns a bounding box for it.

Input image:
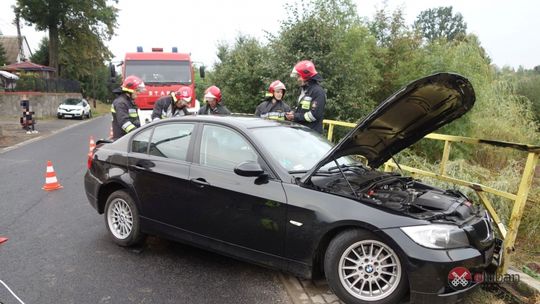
[129,122,197,228]
[188,123,287,256]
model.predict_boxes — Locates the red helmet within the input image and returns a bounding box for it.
[122,75,145,93]
[204,85,222,102]
[268,80,286,94]
[173,86,193,102]
[291,60,318,81]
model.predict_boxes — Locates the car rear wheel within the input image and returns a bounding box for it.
[104,190,145,246]
[324,229,408,304]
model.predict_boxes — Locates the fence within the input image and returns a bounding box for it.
[4,77,80,93]
[323,119,540,275]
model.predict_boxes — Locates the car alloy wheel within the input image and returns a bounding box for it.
[107,198,133,239]
[104,190,145,246]
[338,240,401,301]
[325,229,407,304]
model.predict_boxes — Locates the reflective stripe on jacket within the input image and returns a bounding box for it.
[111,93,140,139]
[151,95,189,121]
[254,98,291,120]
[293,76,326,133]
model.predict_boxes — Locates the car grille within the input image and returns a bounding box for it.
[464,215,494,250]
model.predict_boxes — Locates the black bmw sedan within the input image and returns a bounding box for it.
[85,73,499,304]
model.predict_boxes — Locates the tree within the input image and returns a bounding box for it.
[30,37,49,66]
[368,6,423,102]
[270,0,380,122]
[15,0,118,76]
[414,6,467,42]
[211,36,273,114]
[0,43,6,66]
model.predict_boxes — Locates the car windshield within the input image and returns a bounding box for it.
[63,99,82,105]
[250,126,355,173]
[125,60,192,84]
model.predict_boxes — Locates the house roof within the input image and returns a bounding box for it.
[0,36,21,65]
[2,61,55,72]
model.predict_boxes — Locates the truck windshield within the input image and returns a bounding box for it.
[125,60,192,84]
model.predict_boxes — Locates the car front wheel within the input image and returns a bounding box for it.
[324,229,408,304]
[104,190,145,246]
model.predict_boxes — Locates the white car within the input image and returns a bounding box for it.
[57,98,92,119]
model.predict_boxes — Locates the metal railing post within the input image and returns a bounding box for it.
[327,123,335,141]
[440,140,452,176]
[500,152,539,274]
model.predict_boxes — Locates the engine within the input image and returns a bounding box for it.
[314,171,477,222]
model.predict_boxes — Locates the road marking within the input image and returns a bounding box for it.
[0,279,26,304]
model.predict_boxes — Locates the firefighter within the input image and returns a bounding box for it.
[254,80,291,120]
[198,85,231,115]
[151,86,193,121]
[111,75,145,139]
[285,60,326,133]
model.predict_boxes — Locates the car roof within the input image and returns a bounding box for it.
[164,114,301,130]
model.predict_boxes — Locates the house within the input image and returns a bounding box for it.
[0,35,32,65]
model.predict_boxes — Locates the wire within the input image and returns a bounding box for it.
[0,279,26,304]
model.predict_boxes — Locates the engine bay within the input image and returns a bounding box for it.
[310,167,478,223]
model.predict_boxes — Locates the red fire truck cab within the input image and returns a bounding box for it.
[122,47,202,124]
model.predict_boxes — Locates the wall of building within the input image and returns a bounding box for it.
[0,92,83,118]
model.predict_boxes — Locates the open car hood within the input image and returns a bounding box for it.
[301,72,475,181]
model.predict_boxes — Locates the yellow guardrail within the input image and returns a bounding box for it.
[323,119,539,274]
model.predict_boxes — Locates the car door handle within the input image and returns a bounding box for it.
[132,160,155,170]
[190,178,210,188]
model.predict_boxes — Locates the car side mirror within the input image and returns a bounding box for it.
[199,66,205,79]
[109,63,117,80]
[234,161,264,177]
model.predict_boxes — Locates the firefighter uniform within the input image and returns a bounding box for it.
[292,74,326,133]
[151,95,189,121]
[111,93,140,139]
[255,95,291,120]
[198,103,231,115]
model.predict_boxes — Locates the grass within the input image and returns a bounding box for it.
[91,100,111,117]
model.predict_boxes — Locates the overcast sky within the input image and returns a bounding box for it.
[0,0,538,69]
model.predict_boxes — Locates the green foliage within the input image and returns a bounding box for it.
[269,0,380,121]
[368,6,423,102]
[15,0,118,102]
[0,43,7,66]
[413,6,467,42]
[211,36,273,114]
[15,0,118,77]
[30,37,49,66]
[513,71,540,127]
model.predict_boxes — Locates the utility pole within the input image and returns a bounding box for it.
[14,12,26,62]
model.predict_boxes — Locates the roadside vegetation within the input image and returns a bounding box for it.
[15,0,539,290]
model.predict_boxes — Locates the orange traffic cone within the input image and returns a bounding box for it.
[0,237,7,244]
[109,126,113,139]
[88,136,96,155]
[42,160,63,191]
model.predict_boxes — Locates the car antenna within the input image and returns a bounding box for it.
[332,158,360,199]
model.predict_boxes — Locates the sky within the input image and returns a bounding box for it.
[0,0,539,70]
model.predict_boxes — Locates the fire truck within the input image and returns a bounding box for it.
[118,47,204,124]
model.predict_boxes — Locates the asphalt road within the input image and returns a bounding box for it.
[0,115,290,304]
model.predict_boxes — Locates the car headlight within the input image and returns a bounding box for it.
[401,224,470,249]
